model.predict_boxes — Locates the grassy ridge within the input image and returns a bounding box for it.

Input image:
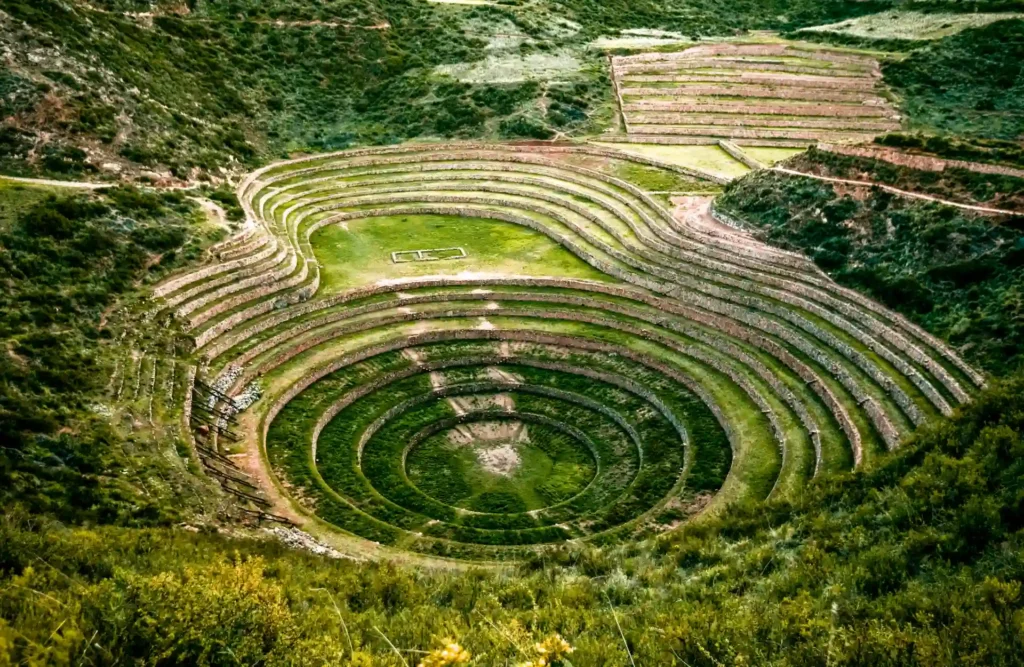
[787,146,1024,210]
[876,132,1024,170]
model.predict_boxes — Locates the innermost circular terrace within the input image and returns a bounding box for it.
[406,413,599,514]
[161,142,984,563]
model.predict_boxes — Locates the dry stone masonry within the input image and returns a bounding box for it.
[610,43,901,147]
[154,142,984,561]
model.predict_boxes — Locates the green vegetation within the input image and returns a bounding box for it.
[797,10,1023,42]
[0,186,211,523]
[883,18,1024,140]
[876,132,1024,170]
[5,1,1024,661]
[0,0,931,181]
[0,181,61,228]
[593,143,751,179]
[3,372,1024,664]
[213,143,972,564]
[787,146,1024,210]
[407,421,598,512]
[0,0,607,180]
[2,2,1021,179]
[312,213,612,294]
[265,345,726,559]
[613,161,716,192]
[204,186,246,222]
[740,146,807,166]
[719,168,1024,374]
[789,28,919,51]
[536,0,893,37]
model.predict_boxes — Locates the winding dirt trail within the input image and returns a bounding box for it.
[817,143,1024,180]
[0,174,208,192]
[771,167,1024,217]
[189,197,229,229]
[670,195,814,267]
[0,175,113,190]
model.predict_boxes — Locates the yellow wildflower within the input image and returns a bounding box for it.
[516,633,575,667]
[418,641,471,667]
[536,633,574,661]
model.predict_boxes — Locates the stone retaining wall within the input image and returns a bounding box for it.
[622,74,878,91]
[250,188,949,434]
[176,144,989,492]
[633,114,897,131]
[249,304,792,464]
[210,275,856,439]
[261,330,739,480]
[616,60,875,77]
[623,101,892,118]
[233,290,859,468]
[229,194,931,443]
[622,86,880,104]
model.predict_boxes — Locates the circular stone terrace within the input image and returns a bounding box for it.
[155,142,984,564]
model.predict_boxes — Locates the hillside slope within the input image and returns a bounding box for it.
[0,184,220,525]
[2,372,1023,664]
[717,161,1024,374]
[883,18,1024,140]
[0,0,898,182]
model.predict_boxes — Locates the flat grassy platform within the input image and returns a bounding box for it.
[592,142,751,179]
[312,213,614,294]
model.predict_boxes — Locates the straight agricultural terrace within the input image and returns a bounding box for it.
[608,42,901,147]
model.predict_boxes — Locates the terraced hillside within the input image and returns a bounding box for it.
[608,42,901,147]
[155,142,983,563]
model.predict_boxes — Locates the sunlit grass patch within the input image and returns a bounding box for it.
[312,213,614,293]
[738,146,806,165]
[592,142,751,179]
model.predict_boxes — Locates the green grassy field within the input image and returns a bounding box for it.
[592,142,751,179]
[612,160,721,191]
[740,145,806,165]
[408,419,597,513]
[311,213,614,293]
